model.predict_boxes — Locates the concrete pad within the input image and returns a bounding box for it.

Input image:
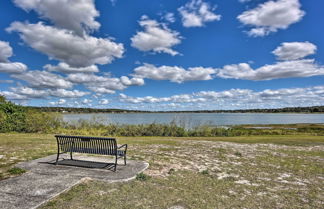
[0,154,149,209]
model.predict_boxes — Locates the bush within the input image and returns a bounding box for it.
[25,110,62,133]
[0,99,27,132]
[0,96,63,133]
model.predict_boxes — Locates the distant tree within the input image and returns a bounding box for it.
[0,95,6,103]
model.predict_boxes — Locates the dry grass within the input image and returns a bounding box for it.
[0,133,323,208]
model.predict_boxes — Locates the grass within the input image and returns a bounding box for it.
[7,167,26,175]
[0,133,56,180]
[0,133,323,208]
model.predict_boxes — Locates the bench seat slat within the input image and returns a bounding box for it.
[66,148,125,156]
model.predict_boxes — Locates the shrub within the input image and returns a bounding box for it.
[0,99,27,132]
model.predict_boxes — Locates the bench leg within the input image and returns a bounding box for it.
[114,155,118,172]
[70,151,73,160]
[55,152,60,165]
[124,155,127,165]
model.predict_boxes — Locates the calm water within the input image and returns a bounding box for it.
[62,113,324,128]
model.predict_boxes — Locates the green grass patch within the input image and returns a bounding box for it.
[8,167,26,175]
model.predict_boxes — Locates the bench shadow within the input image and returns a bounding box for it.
[42,159,116,170]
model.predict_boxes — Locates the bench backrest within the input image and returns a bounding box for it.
[55,135,117,155]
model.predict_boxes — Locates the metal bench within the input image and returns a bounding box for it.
[55,135,127,171]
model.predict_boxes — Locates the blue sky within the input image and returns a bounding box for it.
[0,0,323,110]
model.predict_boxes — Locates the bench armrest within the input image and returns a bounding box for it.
[117,144,128,152]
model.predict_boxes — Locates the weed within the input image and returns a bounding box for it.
[168,168,176,175]
[136,173,151,181]
[8,167,26,175]
[234,152,242,157]
[201,169,209,175]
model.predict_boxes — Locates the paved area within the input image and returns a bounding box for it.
[0,154,149,209]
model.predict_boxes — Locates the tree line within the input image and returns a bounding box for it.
[27,105,324,113]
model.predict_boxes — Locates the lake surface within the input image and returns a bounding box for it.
[62,113,324,128]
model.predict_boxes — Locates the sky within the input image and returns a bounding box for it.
[0,0,323,111]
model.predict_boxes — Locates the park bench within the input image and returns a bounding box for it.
[55,135,127,171]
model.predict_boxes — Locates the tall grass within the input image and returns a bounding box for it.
[54,119,324,137]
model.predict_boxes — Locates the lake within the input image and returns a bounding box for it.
[62,113,324,128]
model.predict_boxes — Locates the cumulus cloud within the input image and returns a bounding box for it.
[272,42,317,60]
[44,62,99,73]
[131,16,181,56]
[12,70,73,89]
[10,86,48,98]
[0,41,13,62]
[237,0,305,36]
[119,86,324,109]
[120,76,145,86]
[0,41,27,74]
[67,73,144,94]
[49,99,66,105]
[7,22,124,67]
[82,98,92,104]
[5,86,89,101]
[13,0,100,36]
[119,93,206,104]
[0,63,27,74]
[164,13,176,23]
[0,91,27,100]
[49,89,89,98]
[133,63,216,83]
[216,59,324,80]
[178,0,221,27]
[99,99,109,105]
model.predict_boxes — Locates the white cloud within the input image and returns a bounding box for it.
[49,89,89,98]
[119,86,324,110]
[87,87,115,94]
[5,86,89,101]
[12,70,73,89]
[82,98,92,104]
[0,41,27,74]
[178,0,221,28]
[0,41,13,62]
[120,76,145,86]
[195,89,253,99]
[67,73,109,83]
[67,73,144,94]
[99,99,109,105]
[131,16,181,56]
[10,86,48,98]
[119,93,206,104]
[133,63,216,83]
[7,22,124,67]
[0,62,27,74]
[0,91,27,100]
[13,0,100,36]
[49,98,66,105]
[272,42,317,60]
[44,62,99,73]
[237,0,305,36]
[164,13,175,23]
[216,59,324,80]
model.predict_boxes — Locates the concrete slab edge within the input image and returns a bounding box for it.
[32,162,149,209]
